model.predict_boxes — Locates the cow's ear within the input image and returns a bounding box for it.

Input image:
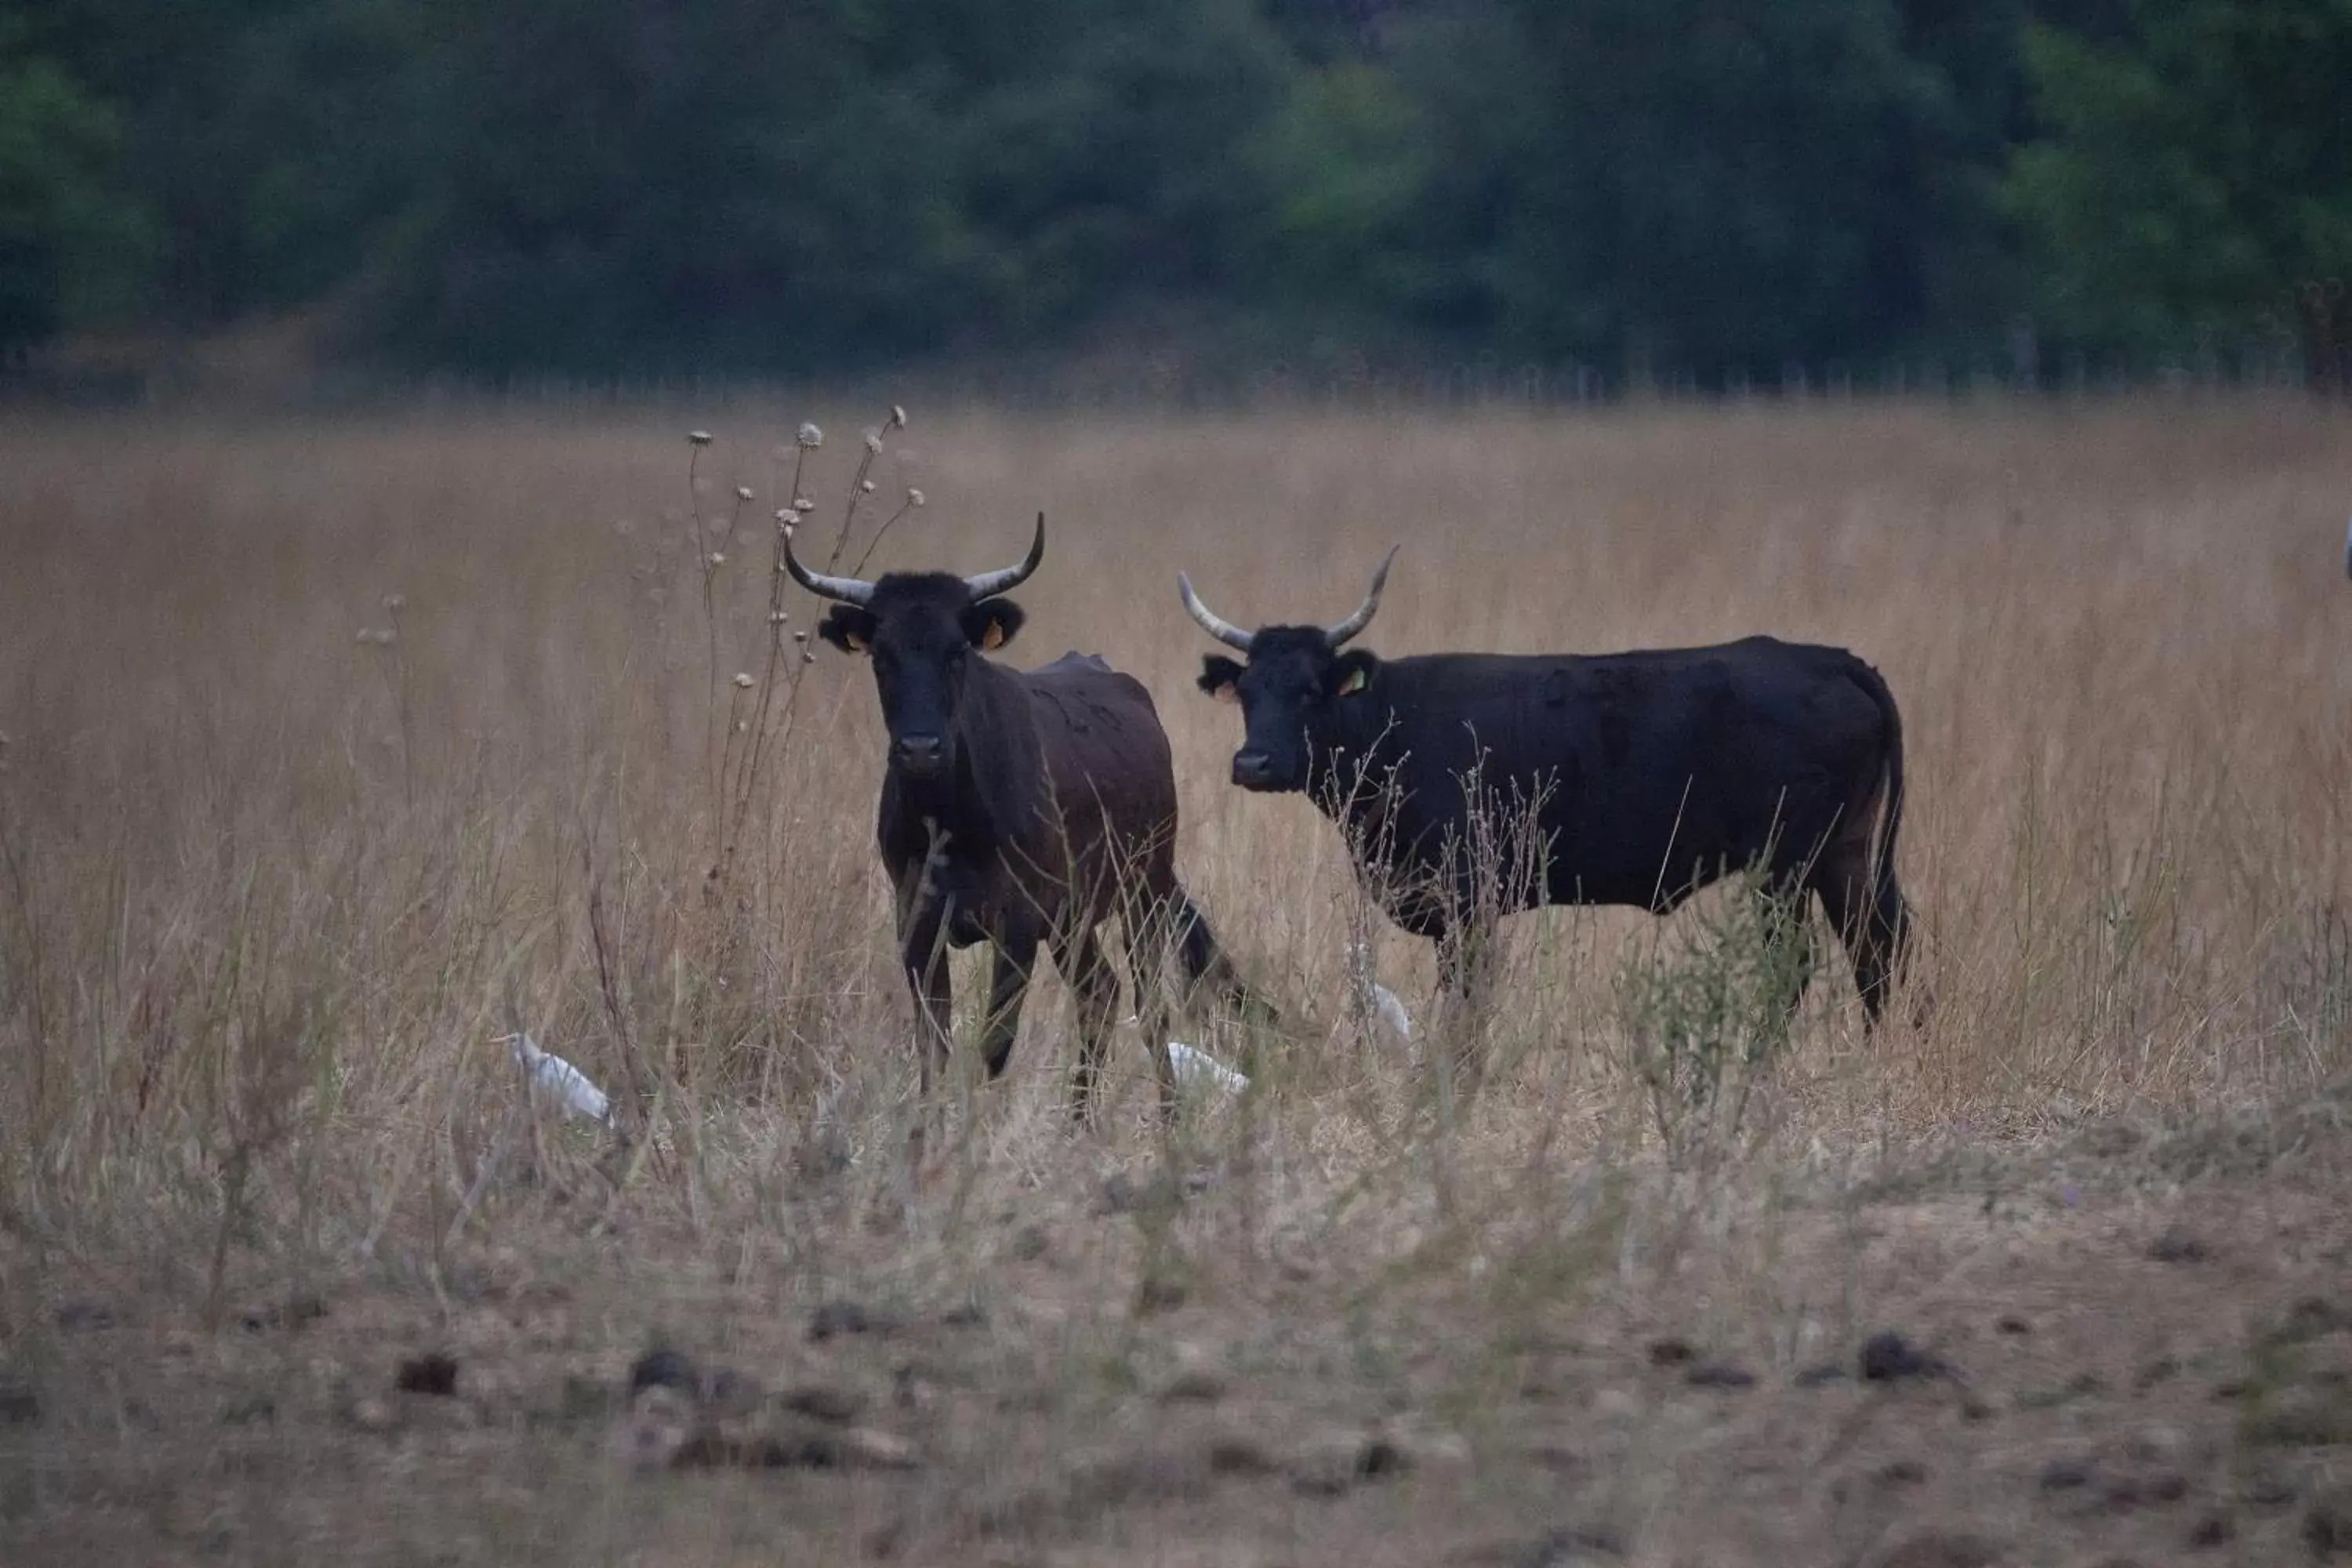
[961,597,1025,652]
[817,605,878,655]
[1329,650,1378,699]
[1199,655,1243,704]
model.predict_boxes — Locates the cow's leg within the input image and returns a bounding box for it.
[978,924,1039,1081]
[1811,844,1908,1029]
[1123,897,1185,1125]
[1869,867,1919,1026]
[899,897,955,1112]
[1052,924,1123,1124]
[1164,881,1271,1032]
[1432,913,1499,1097]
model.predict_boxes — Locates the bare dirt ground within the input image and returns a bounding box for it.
[13,1091,2352,1567]
[2,398,2350,1565]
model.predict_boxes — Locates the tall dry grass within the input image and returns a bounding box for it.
[0,396,2348,1304]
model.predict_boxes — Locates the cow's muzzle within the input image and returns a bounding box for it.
[1231,750,1281,791]
[893,733,946,777]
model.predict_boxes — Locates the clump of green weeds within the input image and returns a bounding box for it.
[1616,874,1813,1165]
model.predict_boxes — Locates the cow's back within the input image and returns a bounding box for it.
[1016,652,1179,861]
[1359,637,1889,908]
[1554,637,1886,899]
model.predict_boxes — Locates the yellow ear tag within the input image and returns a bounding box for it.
[1337,666,1369,696]
[979,619,1007,652]
[1211,682,1240,705]
[844,630,869,654]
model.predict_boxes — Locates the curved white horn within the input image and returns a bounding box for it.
[1178,572,1254,652]
[781,525,877,605]
[1323,546,1398,647]
[963,514,1047,601]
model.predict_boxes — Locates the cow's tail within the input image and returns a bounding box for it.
[1167,885,1283,1032]
[1847,656,1913,982]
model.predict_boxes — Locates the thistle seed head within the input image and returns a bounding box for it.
[708,551,726,567]
[689,430,714,447]
[859,479,876,494]
[732,672,755,689]
[863,430,884,456]
[796,422,822,449]
[735,485,754,503]
[381,593,405,613]
[890,405,908,429]
[906,488,925,507]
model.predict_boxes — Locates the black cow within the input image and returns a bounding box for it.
[791,515,1253,1121]
[1178,552,1915,1029]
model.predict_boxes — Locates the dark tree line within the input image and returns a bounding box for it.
[2,0,2345,384]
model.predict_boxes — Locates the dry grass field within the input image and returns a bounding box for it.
[3,395,2352,1566]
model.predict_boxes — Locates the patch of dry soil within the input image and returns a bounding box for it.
[9,1107,2352,1566]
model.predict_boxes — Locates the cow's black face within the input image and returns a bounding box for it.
[1197,627,1377,793]
[818,575,1024,780]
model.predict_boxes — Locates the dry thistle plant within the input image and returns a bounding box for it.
[543,399,956,1228]
[707,402,918,899]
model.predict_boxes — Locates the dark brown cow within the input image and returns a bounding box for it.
[791,516,1253,1120]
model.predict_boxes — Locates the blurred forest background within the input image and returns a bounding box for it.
[2,0,2349,394]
